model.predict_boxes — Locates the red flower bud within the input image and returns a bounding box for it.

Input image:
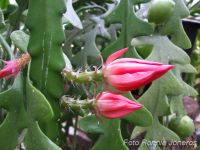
[0,54,31,78]
[95,92,142,119]
[103,48,174,91]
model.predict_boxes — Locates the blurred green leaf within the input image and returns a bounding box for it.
[160,0,191,49]
[123,92,153,127]
[26,0,66,142]
[131,34,195,148]
[63,0,83,29]
[79,115,104,133]
[10,30,29,52]
[0,75,60,150]
[0,0,9,9]
[102,0,154,59]
[91,119,128,150]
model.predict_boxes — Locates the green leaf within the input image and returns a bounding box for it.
[63,0,83,29]
[71,29,101,67]
[132,35,190,65]
[131,34,194,148]
[10,30,29,52]
[0,0,9,9]
[131,126,146,139]
[160,0,191,49]
[138,118,180,150]
[91,119,128,150]
[124,107,153,127]
[78,115,104,133]
[123,92,153,127]
[102,0,154,59]
[10,31,72,71]
[170,96,186,116]
[0,75,60,150]
[25,123,61,150]
[26,0,66,142]
[65,17,109,67]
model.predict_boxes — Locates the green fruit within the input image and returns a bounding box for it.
[169,115,195,138]
[147,0,175,24]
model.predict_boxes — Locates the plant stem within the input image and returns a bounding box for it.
[62,69,103,83]
[61,97,95,111]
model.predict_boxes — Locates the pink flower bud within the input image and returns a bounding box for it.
[103,48,174,91]
[0,54,31,78]
[95,92,142,119]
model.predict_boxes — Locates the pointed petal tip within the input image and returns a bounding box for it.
[169,65,175,69]
[106,48,129,65]
[164,64,175,71]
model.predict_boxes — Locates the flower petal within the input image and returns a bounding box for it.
[110,58,163,65]
[106,48,128,65]
[107,71,155,91]
[107,63,174,76]
[96,92,142,119]
[100,105,142,119]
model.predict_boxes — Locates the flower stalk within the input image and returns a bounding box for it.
[61,92,143,119]
[62,69,103,83]
[61,96,95,111]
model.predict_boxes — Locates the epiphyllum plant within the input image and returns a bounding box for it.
[0,48,173,119]
[61,48,174,119]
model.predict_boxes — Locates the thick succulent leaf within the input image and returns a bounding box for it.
[78,115,105,133]
[139,79,172,116]
[173,64,198,97]
[91,119,128,150]
[102,0,154,58]
[25,123,61,150]
[131,126,146,139]
[66,17,109,67]
[131,34,195,148]
[123,92,153,127]
[124,107,153,127]
[0,75,59,150]
[132,35,190,65]
[10,30,72,71]
[63,0,83,29]
[170,96,186,116]
[160,0,191,49]
[131,35,196,97]
[138,118,180,150]
[26,0,66,142]
[71,29,101,67]
[10,30,29,52]
[0,0,9,9]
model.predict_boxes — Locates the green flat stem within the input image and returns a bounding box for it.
[61,97,95,111]
[62,69,103,83]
